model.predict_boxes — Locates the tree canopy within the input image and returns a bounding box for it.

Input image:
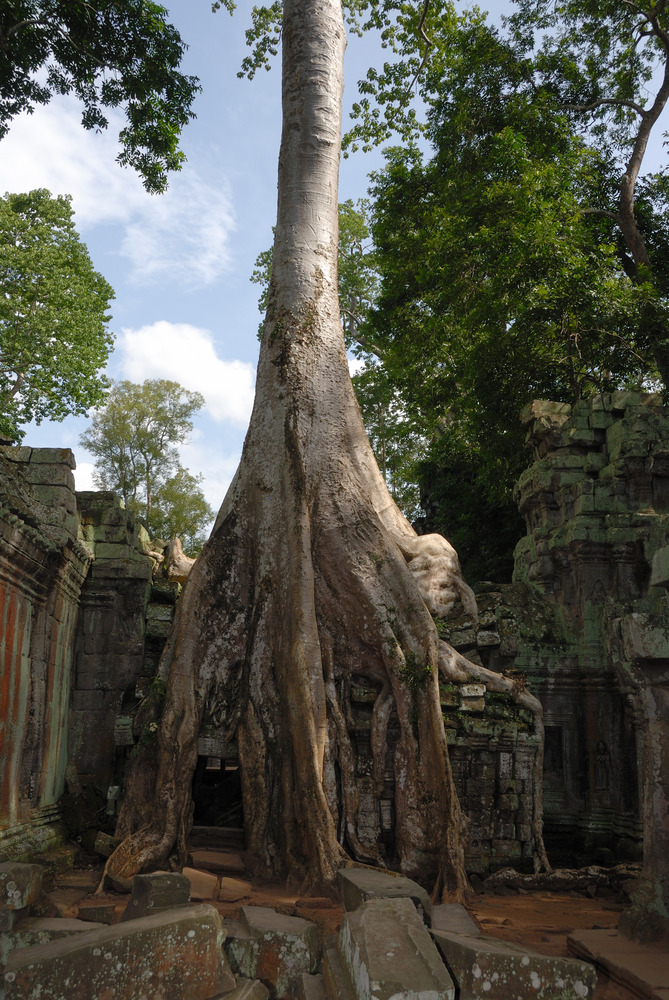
[0,1,200,192]
[80,379,213,552]
[0,188,114,442]
[347,0,669,578]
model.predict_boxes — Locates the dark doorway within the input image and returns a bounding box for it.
[192,753,244,829]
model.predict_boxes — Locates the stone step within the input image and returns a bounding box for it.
[321,948,356,1000]
[191,848,247,875]
[339,896,455,1000]
[432,928,597,999]
[190,826,246,850]
[337,866,432,923]
[3,903,235,1000]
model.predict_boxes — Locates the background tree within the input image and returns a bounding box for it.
[81,379,213,553]
[0,0,200,192]
[353,3,669,580]
[0,188,114,441]
[151,468,214,554]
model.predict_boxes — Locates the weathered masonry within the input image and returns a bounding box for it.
[1,392,668,927]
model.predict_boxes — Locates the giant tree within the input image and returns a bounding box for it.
[104,0,548,896]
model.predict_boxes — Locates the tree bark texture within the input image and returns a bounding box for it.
[104,0,545,897]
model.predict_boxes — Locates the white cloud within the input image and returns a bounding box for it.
[178,440,240,513]
[119,321,255,426]
[348,356,366,376]
[0,98,235,286]
[120,177,234,286]
[73,461,96,492]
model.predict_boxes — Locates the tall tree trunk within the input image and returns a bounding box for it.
[104,0,470,898]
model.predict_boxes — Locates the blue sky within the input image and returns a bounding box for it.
[0,0,406,510]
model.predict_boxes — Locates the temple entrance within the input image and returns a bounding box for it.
[192,752,243,828]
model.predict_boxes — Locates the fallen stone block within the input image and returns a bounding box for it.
[226,977,271,999]
[3,902,235,1000]
[184,866,219,900]
[218,876,253,902]
[0,864,43,912]
[321,948,356,1000]
[77,900,117,924]
[3,916,106,964]
[337,866,432,923]
[298,971,328,1000]
[432,928,597,999]
[225,905,319,999]
[431,903,481,937]
[120,870,191,921]
[568,928,669,1000]
[339,896,455,1000]
[93,831,119,858]
[1,916,105,967]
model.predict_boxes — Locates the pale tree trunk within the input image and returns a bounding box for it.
[103,0,543,898]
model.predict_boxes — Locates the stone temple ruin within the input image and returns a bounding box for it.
[1,390,669,993]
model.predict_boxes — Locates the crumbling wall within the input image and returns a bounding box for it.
[510,392,669,881]
[69,491,154,792]
[0,450,172,859]
[0,447,91,861]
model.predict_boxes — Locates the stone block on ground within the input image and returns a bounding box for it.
[568,928,669,1000]
[3,903,235,1000]
[226,977,271,1000]
[225,905,319,1000]
[120,870,191,921]
[191,848,247,874]
[93,831,119,858]
[0,863,43,912]
[337,866,432,922]
[321,948,356,1000]
[218,876,252,902]
[432,928,597,999]
[183,866,219,900]
[431,903,482,937]
[76,899,117,924]
[4,916,106,956]
[339,896,455,1000]
[297,972,328,1000]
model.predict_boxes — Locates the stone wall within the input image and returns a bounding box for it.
[0,448,91,861]
[70,492,154,791]
[0,450,168,860]
[511,392,669,879]
[3,396,668,900]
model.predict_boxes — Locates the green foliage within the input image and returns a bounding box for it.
[360,6,669,577]
[0,189,114,441]
[150,467,215,554]
[352,359,425,519]
[399,651,433,692]
[80,379,213,552]
[0,1,201,192]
